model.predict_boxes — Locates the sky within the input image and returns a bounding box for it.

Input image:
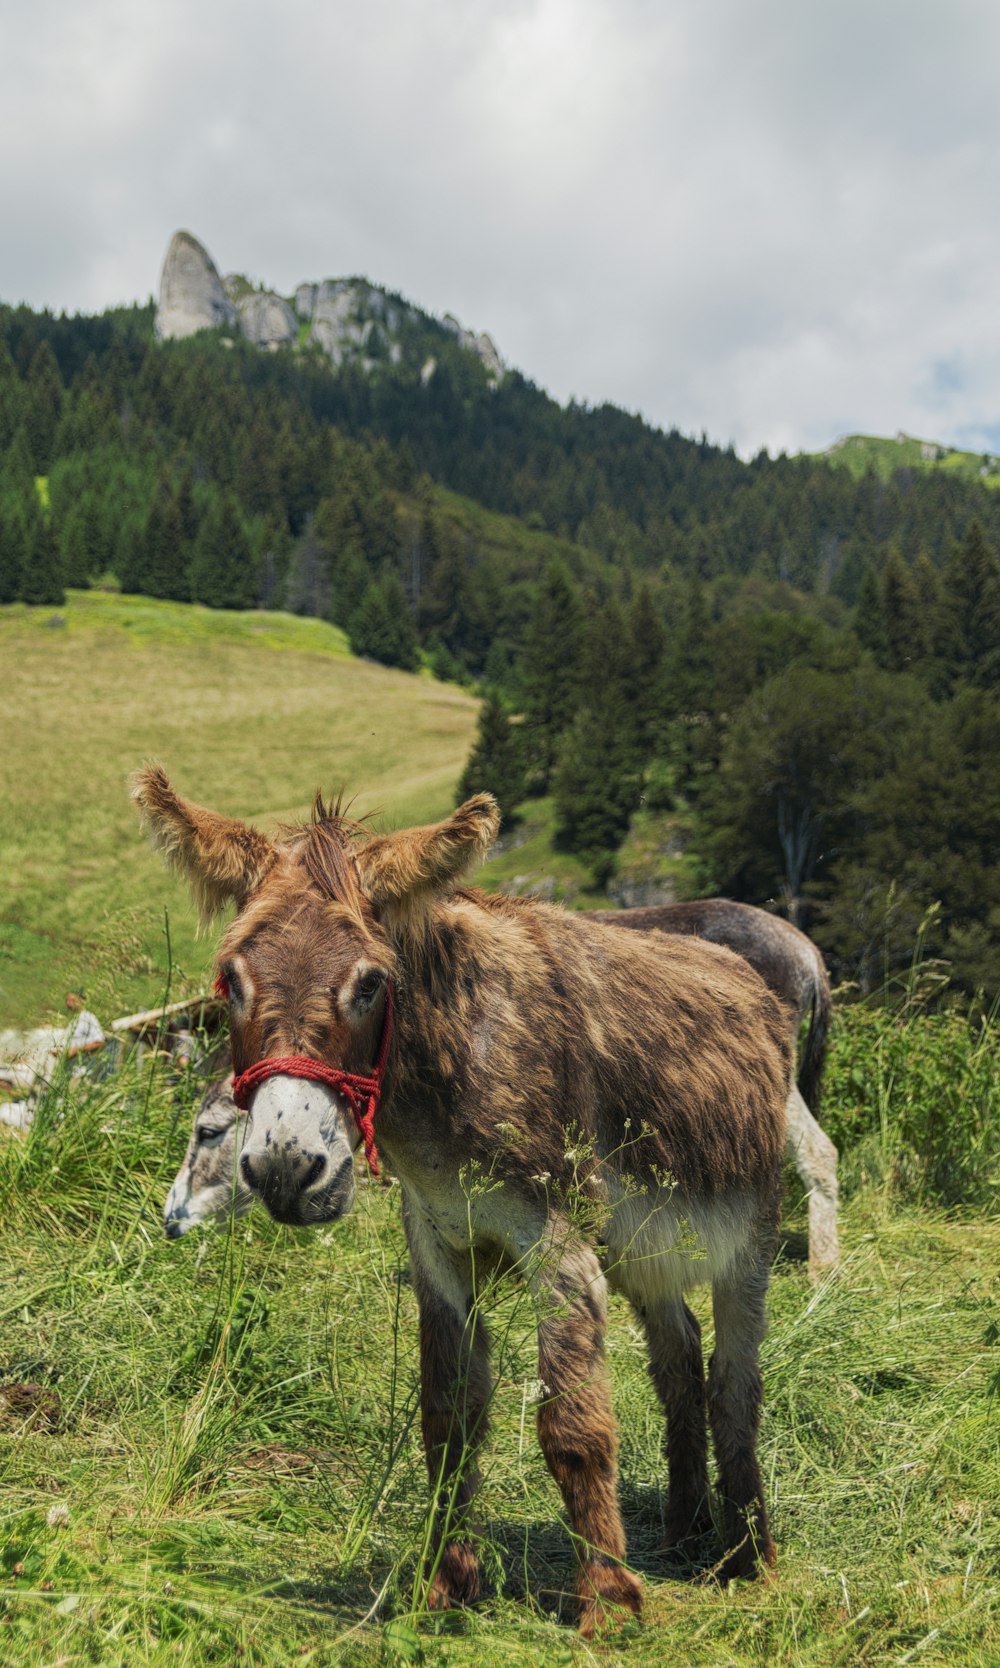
[3,0,1000,458]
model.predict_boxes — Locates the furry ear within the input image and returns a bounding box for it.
[130,764,277,925]
[354,794,500,925]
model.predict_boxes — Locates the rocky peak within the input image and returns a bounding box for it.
[154,231,504,380]
[155,231,237,341]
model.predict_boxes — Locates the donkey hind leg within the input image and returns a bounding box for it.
[532,1221,642,1636]
[785,1087,840,1277]
[642,1299,712,1551]
[707,1255,776,1583]
[408,1219,492,1610]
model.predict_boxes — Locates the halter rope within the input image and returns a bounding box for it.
[216,975,395,1178]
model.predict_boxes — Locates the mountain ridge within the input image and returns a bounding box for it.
[155,228,504,383]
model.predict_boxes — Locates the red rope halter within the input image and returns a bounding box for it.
[223,980,395,1178]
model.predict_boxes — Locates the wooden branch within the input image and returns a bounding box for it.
[111,994,225,1035]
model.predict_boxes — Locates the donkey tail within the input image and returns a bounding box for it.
[797,954,833,1115]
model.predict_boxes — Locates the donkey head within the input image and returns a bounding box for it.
[132,767,498,1227]
[163,1079,251,1238]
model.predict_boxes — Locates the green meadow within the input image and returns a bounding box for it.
[0,591,477,1028]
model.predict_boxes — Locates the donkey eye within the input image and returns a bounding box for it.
[355,971,383,1004]
[196,1127,225,1144]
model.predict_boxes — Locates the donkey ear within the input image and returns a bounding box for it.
[130,764,277,925]
[354,794,500,924]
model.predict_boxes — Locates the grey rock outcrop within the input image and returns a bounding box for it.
[154,231,503,379]
[155,231,237,341]
[442,313,503,379]
[236,291,298,349]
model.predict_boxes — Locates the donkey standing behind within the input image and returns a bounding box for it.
[135,769,792,1634]
[166,902,837,1270]
[594,903,838,1273]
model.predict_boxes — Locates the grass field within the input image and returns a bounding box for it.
[813,432,1000,488]
[0,1019,997,1667]
[0,592,478,1028]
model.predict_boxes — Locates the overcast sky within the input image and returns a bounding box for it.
[3,0,999,457]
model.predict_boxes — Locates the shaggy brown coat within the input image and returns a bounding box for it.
[133,768,792,1635]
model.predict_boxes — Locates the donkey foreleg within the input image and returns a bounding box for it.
[531,1222,642,1636]
[406,1205,492,1611]
[784,1087,839,1277]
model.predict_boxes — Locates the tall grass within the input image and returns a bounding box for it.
[1,1005,998,1665]
[824,945,1000,1209]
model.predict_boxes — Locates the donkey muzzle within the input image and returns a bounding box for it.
[238,1075,357,1225]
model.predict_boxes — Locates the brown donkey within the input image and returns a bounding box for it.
[133,769,792,1635]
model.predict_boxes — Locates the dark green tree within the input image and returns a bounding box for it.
[20,510,65,606]
[0,497,29,602]
[941,519,1000,689]
[349,573,419,670]
[457,690,526,829]
[23,341,63,472]
[188,495,257,608]
[520,562,584,787]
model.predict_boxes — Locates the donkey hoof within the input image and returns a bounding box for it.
[709,1534,777,1586]
[426,1541,481,1610]
[577,1562,643,1637]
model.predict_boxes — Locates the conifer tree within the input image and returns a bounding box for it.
[880,544,923,675]
[143,471,187,599]
[520,562,584,787]
[941,519,1000,689]
[0,498,28,603]
[20,510,65,606]
[458,690,526,829]
[188,495,257,609]
[854,562,889,665]
[24,341,63,473]
[627,582,668,755]
[349,573,419,670]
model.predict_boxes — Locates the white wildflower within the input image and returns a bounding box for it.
[46,1503,70,1529]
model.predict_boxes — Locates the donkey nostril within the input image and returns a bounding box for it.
[240,1152,259,1191]
[302,1153,326,1191]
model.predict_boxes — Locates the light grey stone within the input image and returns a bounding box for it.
[155,231,237,341]
[237,292,297,348]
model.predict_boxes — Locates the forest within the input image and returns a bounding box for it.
[1,296,999,996]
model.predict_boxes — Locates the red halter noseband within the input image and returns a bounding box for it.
[217,977,395,1178]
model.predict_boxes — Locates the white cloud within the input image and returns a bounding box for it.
[2,0,999,455]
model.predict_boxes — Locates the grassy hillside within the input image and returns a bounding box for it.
[0,592,477,1028]
[815,430,1000,487]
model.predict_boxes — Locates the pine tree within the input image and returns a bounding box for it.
[143,471,188,599]
[188,496,257,609]
[23,341,63,473]
[942,519,1000,689]
[553,702,642,881]
[880,544,923,674]
[457,691,526,828]
[626,582,668,756]
[58,491,103,587]
[520,562,584,787]
[349,573,419,670]
[854,562,889,664]
[20,511,65,606]
[0,498,29,603]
